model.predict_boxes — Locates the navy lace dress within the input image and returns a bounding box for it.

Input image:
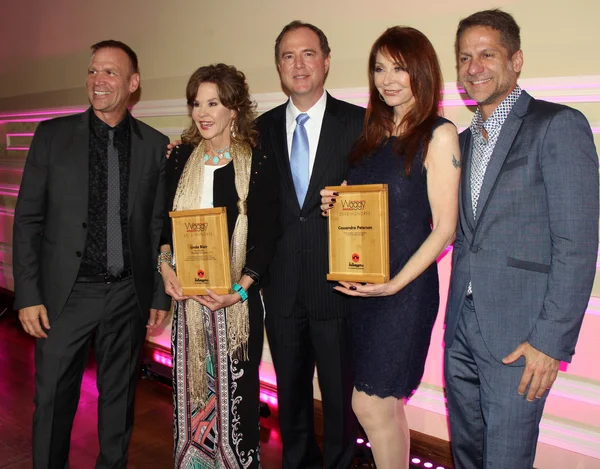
[346,118,449,398]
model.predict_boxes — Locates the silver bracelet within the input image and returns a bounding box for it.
[157,251,173,274]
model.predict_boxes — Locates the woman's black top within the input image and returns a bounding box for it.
[161,144,281,293]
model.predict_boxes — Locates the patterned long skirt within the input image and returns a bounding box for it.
[172,295,263,469]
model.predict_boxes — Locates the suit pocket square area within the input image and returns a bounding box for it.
[507,256,550,274]
[501,156,528,172]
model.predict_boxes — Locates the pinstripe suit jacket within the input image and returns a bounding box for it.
[445,91,598,362]
[257,93,365,319]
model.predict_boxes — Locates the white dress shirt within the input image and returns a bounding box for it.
[285,90,327,176]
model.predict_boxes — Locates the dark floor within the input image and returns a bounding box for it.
[0,301,450,469]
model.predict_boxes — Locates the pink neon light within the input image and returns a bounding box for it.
[259,389,278,406]
[258,370,277,387]
[366,442,371,448]
[443,99,478,107]
[442,94,600,107]
[455,82,600,93]
[6,133,34,138]
[0,108,85,119]
[356,438,365,444]
[0,208,15,216]
[424,463,434,468]
[412,458,421,464]
[524,82,600,91]
[6,147,29,151]
[0,117,54,124]
[152,350,172,368]
[149,349,278,407]
[543,95,600,103]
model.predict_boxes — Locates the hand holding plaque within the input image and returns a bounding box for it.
[170,208,232,295]
[326,184,389,283]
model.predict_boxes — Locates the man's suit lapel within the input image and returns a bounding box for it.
[68,111,91,216]
[128,117,147,218]
[474,92,530,231]
[271,102,300,211]
[304,94,342,205]
[458,131,475,245]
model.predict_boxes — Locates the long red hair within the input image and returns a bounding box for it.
[350,27,443,175]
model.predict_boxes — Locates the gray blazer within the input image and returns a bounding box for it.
[13,109,171,320]
[445,91,599,363]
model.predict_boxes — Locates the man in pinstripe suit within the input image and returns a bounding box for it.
[257,21,365,469]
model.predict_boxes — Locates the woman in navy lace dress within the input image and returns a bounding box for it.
[321,27,460,468]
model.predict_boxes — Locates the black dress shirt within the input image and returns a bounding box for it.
[78,112,131,275]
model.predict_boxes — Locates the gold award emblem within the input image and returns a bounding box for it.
[170,208,232,295]
[327,184,389,283]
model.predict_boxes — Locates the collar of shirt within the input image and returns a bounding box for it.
[285,90,327,172]
[90,111,131,140]
[470,84,522,140]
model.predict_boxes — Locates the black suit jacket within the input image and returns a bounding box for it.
[162,144,281,296]
[13,108,171,320]
[257,93,365,319]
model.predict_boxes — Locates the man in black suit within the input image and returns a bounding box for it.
[13,40,171,469]
[257,21,365,469]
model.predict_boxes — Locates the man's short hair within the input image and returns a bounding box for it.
[90,40,139,74]
[455,9,521,57]
[274,20,331,63]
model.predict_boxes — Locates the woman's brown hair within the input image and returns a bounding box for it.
[350,27,443,175]
[181,63,258,147]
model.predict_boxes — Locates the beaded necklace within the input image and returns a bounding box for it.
[203,145,232,164]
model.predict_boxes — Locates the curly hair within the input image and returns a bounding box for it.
[181,63,258,147]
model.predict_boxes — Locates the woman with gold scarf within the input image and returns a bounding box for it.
[158,63,279,469]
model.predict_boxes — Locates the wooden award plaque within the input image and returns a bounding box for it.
[169,208,231,295]
[326,184,389,283]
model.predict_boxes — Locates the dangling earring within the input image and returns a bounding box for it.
[230,120,237,139]
[379,94,386,102]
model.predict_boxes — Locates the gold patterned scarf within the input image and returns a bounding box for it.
[172,139,252,408]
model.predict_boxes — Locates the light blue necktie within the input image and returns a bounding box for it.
[290,113,310,207]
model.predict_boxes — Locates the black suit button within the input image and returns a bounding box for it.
[295,249,300,254]
[300,217,307,222]
[76,251,82,257]
[82,222,87,229]
[470,246,480,253]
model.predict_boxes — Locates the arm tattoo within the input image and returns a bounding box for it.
[452,154,461,169]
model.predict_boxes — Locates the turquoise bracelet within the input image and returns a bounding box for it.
[232,283,248,302]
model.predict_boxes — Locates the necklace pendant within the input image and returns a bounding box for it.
[224,151,231,160]
[213,156,220,164]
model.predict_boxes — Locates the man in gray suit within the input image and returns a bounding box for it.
[444,9,598,469]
